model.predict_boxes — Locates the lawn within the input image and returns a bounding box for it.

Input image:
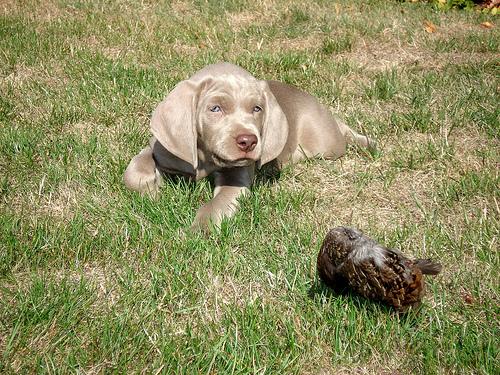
[0,0,498,373]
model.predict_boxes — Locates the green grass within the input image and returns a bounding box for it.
[1,0,499,373]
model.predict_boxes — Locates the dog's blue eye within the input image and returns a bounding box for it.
[210,105,221,113]
[253,106,262,113]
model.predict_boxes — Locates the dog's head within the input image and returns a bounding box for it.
[150,63,288,169]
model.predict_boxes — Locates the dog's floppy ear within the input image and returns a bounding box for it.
[259,82,289,166]
[150,80,202,169]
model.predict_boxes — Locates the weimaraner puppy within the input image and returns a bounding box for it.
[124,62,374,230]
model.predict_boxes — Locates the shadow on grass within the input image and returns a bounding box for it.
[308,278,424,321]
[255,159,282,186]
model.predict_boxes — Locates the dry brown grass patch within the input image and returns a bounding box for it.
[171,40,202,56]
[225,1,292,30]
[273,121,498,258]
[58,263,121,307]
[276,131,445,236]
[68,121,103,143]
[337,32,496,73]
[170,0,196,16]
[449,127,499,171]
[301,347,407,375]
[434,19,485,39]
[6,179,87,223]
[35,180,85,220]
[334,28,427,72]
[0,0,71,22]
[201,272,275,324]
[2,61,67,88]
[278,160,435,235]
[270,34,323,52]
[227,10,262,30]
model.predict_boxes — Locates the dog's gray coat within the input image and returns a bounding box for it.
[124,63,374,229]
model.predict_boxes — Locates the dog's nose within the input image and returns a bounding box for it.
[236,134,258,152]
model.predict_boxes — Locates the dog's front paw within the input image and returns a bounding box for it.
[139,170,163,198]
[190,204,223,232]
[124,147,163,198]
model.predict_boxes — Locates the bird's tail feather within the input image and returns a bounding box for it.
[414,259,442,275]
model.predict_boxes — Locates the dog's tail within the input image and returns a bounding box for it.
[336,117,377,152]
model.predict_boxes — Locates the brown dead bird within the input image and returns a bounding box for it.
[317,226,442,311]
